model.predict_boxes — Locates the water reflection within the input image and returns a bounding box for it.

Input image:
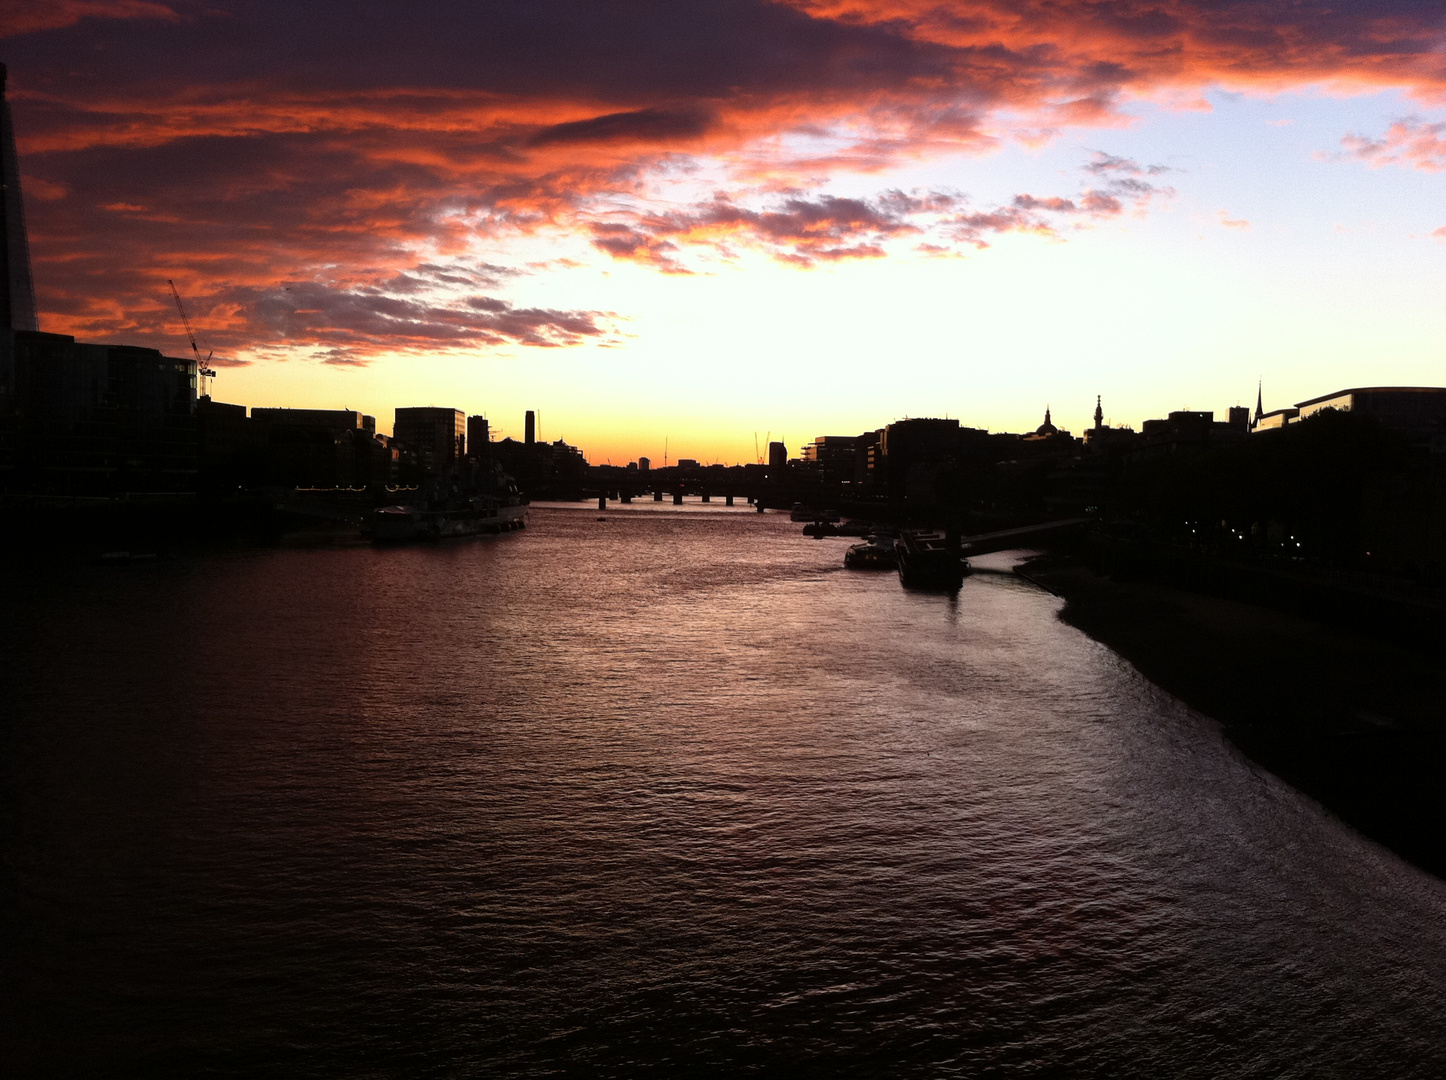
[4,506,1446,1077]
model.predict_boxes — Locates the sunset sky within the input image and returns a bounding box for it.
[5,1,1446,463]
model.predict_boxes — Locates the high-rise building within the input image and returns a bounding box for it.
[0,63,37,332]
[467,415,490,459]
[394,407,465,471]
[525,410,536,446]
[768,440,787,471]
[637,456,650,471]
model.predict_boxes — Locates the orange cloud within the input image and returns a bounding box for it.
[0,0,176,39]
[6,0,1445,361]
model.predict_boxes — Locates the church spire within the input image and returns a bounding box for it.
[1254,381,1264,426]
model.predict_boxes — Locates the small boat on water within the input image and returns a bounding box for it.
[894,531,967,590]
[844,540,896,569]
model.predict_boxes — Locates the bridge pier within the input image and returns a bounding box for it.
[621,492,632,504]
[673,492,683,505]
[598,496,607,510]
[725,494,734,506]
[654,491,663,501]
[701,492,710,503]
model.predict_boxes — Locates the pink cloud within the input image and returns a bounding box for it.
[1339,120,1446,171]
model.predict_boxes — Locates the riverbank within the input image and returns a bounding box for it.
[1019,553,1446,881]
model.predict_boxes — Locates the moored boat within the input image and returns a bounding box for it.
[370,497,526,542]
[803,520,840,537]
[844,540,896,569]
[366,467,528,543]
[894,531,967,590]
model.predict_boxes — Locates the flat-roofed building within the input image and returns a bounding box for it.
[802,435,859,484]
[1294,387,1446,449]
[466,415,491,462]
[1,329,197,494]
[251,407,371,432]
[394,406,465,472]
[1253,407,1299,432]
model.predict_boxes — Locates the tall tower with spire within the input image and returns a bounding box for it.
[1093,395,1103,431]
[1253,381,1264,428]
[0,62,38,332]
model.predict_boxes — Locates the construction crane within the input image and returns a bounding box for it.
[167,279,218,398]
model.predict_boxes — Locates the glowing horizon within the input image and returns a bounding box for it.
[6,1,1445,463]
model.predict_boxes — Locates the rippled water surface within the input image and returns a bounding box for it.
[5,506,1446,1077]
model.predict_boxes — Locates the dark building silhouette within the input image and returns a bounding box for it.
[251,407,374,433]
[240,406,392,488]
[0,63,37,333]
[492,430,587,497]
[855,428,883,486]
[1031,406,1059,438]
[394,407,465,473]
[880,418,965,500]
[525,410,536,446]
[767,440,787,473]
[1083,396,1137,454]
[195,398,262,489]
[801,435,858,485]
[1140,409,1247,455]
[467,415,490,460]
[1293,387,1446,452]
[1,331,197,494]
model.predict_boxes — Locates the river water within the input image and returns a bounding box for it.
[4,504,1445,1077]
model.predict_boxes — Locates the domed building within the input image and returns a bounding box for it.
[1023,404,1071,443]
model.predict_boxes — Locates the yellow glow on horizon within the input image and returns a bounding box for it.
[216,203,1446,466]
